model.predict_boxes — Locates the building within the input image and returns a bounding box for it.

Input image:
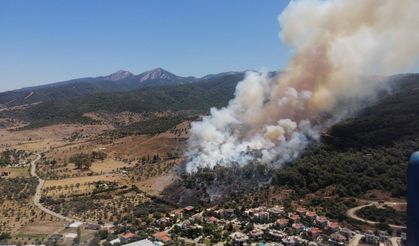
[85,223,101,230]
[329,233,346,245]
[378,230,391,242]
[305,211,317,222]
[339,228,355,239]
[275,218,289,229]
[123,239,156,246]
[230,232,249,245]
[327,222,339,232]
[364,230,379,245]
[153,231,171,243]
[267,229,286,241]
[315,216,328,228]
[308,227,321,238]
[267,206,285,218]
[291,223,304,234]
[296,207,307,216]
[288,213,301,223]
[249,229,264,240]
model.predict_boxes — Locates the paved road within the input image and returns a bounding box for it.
[346,201,406,229]
[31,154,81,223]
[347,234,363,246]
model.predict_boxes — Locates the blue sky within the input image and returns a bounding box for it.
[0,0,291,92]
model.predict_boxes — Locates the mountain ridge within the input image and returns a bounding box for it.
[0,68,244,107]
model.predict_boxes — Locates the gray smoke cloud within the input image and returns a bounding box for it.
[185,0,419,173]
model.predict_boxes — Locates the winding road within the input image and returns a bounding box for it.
[31,154,82,223]
[346,201,407,229]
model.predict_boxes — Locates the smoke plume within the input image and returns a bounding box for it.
[185,0,419,173]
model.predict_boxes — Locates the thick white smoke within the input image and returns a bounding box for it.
[185,0,419,173]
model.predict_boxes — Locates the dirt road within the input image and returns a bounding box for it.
[31,154,81,223]
[346,201,406,229]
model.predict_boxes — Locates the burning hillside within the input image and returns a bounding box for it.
[185,0,419,173]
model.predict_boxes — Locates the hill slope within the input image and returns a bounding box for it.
[0,68,215,107]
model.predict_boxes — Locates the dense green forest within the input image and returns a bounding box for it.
[274,74,419,197]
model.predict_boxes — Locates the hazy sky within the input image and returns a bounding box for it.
[0,0,292,92]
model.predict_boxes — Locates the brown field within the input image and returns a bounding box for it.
[89,158,130,173]
[0,167,30,178]
[43,174,127,188]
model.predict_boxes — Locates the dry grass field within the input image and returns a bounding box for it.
[0,115,191,240]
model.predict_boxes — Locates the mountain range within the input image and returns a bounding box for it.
[0,68,243,107]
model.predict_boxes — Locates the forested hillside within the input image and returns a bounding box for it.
[275,74,419,197]
[1,73,243,129]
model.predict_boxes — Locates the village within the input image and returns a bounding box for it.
[48,203,405,246]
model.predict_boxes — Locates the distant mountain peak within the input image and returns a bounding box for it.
[105,70,134,81]
[138,68,177,82]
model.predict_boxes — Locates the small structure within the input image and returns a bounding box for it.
[296,207,307,216]
[123,239,156,246]
[68,221,83,228]
[329,233,346,245]
[230,232,249,245]
[378,230,391,242]
[85,223,101,230]
[363,230,379,245]
[315,216,328,228]
[267,229,286,241]
[122,232,138,242]
[327,222,339,232]
[305,211,317,222]
[249,229,264,240]
[110,238,121,245]
[292,223,304,234]
[339,228,355,239]
[308,227,321,238]
[267,206,285,218]
[288,213,301,223]
[153,231,171,243]
[276,218,289,229]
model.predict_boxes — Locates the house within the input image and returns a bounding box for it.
[339,228,355,239]
[296,207,307,216]
[364,230,379,245]
[329,233,346,245]
[67,221,83,228]
[184,206,194,213]
[378,230,391,242]
[110,238,121,245]
[85,223,101,230]
[249,229,264,240]
[308,227,321,238]
[156,217,172,227]
[305,211,317,222]
[153,231,171,243]
[122,232,138,242]
[327,222,339,232]
[230,232,249,245]
[267,206,285,218]
[254,211,270,222]
[275,218,289,229]
[288,213,301,223]
[315,216,328,228]
[123,239,156,246]
[292,223,304,234]
[224,208,235,217]
[190,213,203,223]
[209,216,219,224]
[267,229,286,241]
